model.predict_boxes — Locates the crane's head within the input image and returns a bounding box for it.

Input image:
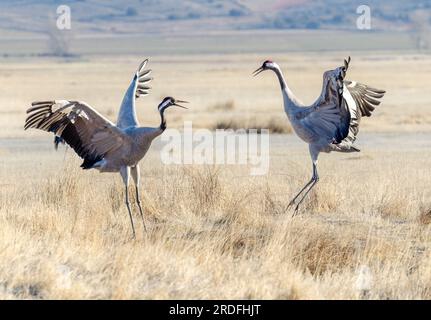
[253,60,277,76]
[158,97,188,113]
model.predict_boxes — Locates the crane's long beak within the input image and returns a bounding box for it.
[252,66,265,77]
[174,100,189,109]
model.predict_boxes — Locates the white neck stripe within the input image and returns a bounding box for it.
[158,100,170,111]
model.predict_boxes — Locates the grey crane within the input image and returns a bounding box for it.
[253,57,385,214]
[24,59,188,237]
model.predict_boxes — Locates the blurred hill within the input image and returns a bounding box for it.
[0,0,430,37]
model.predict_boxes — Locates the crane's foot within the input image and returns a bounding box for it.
[291,204,301,217]
[286,198,301,216]
[136,201,148,234]
[286,198,298,213]
[286,199,295,209]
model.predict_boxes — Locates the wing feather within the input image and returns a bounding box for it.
[297,57,385,151]
[117,59,153,129]
[297,57,351,144]
[344,81,385,117]
[25,100,131,168]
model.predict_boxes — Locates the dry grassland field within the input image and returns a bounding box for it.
[1,43,431,299]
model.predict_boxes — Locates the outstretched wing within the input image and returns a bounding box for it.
[25,100,132,168]
[297,57,351,144]
[337,80,384,151]
[344,81,385,117]
[297,57,385,150]
[117,59,153,129]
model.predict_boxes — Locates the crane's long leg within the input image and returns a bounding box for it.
[289,146,320,216]
[120,166,136,238]
[291,161,319,216]
[286,178,314,208]
[131,165,147,233]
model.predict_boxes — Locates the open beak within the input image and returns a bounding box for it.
[173,100,189,109]
[252,66,265,77]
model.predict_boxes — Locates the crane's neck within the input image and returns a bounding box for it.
[159,110,167,131]
[272,65,303,115]
[133,109,165,145]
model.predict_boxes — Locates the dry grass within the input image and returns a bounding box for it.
[214,116,292,134]
[0,144,430,299]
[419,206,431,225]
[209,100,235,111]
[0,52,431,299]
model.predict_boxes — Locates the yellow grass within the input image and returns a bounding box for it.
[0,52,430,299]
[214,116,292,133]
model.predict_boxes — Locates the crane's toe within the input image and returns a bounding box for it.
[291,205,301,217]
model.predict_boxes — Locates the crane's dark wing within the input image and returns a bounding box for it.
[298,57,385,151]
[25,100,132,168]
[297,57,351,144]
[117,59,153,129]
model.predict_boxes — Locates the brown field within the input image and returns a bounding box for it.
[0,50,431,299]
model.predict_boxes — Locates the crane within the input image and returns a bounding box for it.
[253,57,385,214]
[25,59,188,237]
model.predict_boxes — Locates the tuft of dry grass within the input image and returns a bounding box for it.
[419,206,431,225]
[213,116,292,134]
[184,166,222,214]
[209,100,235,111]
[287,225,357,276]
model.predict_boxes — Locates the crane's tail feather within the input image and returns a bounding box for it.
[80,156,103,169]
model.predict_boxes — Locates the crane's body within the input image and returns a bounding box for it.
[91,126,163,172]
[254,57,385,213]
[25,59,187,237]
